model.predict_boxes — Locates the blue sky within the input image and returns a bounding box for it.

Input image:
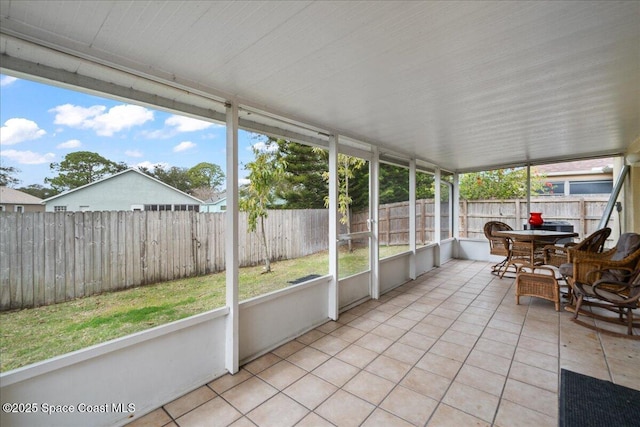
[0,74,260,187]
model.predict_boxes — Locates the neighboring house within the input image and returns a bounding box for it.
[0,186,45,212]
[200,191,227,212]
[199,188,285,212]
[42,168,203,212]
[535,158,614,196]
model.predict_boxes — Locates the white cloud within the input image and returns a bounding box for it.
[135,161,169,171]
[49,103,154,136]
[142,115,220,139]
[1,149,55,164]
[173,141,196,152]
[251,141,279,153]
[165,115,218,132]
[140,128,171,139]
[0,76,18,86]
[91,105,154,136]
[0,118,47,146]
[50,104,105,127]
[201,132,219,140]
[56,139,82,149]
[125,149,143,158]
[239,178,251,186]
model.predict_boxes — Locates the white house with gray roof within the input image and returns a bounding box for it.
[42,168,204,212]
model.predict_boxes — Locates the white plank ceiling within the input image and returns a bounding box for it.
[1,0,638,172]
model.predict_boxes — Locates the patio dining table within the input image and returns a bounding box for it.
[494,229,579,271]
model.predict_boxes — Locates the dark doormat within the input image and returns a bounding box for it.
[287,274,321,285]
[559,369,640,427]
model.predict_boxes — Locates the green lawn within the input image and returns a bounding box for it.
[0,245,409,372]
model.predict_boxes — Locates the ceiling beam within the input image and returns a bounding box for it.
[0,54,227,124]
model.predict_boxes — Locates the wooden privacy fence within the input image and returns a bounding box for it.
[0,210,328,310]
[0,196,609,310]
[459,196,610,240]
[354,196,608,244]
[352,199,444,245]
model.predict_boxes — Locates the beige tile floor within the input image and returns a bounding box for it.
[128,259,639,427]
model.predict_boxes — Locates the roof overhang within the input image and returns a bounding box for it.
[1,1,638,172]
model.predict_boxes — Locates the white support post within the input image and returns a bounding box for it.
[225,102,239,374]
[409,160,417,280]
[434,168,442,267]
[370,147,380,299]
[452,172,460,258]
[526,164,531,222]
[328,135,339,320]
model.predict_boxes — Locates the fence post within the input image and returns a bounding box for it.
[579,198,586,237]
[461,199,468,238]
[385,206,391,246]
[420,199,426,244]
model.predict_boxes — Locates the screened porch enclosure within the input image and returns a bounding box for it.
[1,1,639,426]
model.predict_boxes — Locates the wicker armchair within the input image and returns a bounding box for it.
[563,232,640,289]
[543,227,611,268]
[484,221,513,276]
[571,264,640,335]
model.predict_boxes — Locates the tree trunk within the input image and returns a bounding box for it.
[260,216,271,273]
[345,173,353,252]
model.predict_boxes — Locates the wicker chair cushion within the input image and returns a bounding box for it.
[575,284,627,303]
[602,233,640,281]
[559,262,573,277]
[574,267,640,307]
[610,233,640,261]
[560,233,640,280]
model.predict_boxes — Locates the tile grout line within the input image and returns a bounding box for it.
[144,261,599,427]
[424,264,519,426]
[489,277,528,427]
[494,278,565,425]
[357,262,509,426]
[177,262,501,426]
